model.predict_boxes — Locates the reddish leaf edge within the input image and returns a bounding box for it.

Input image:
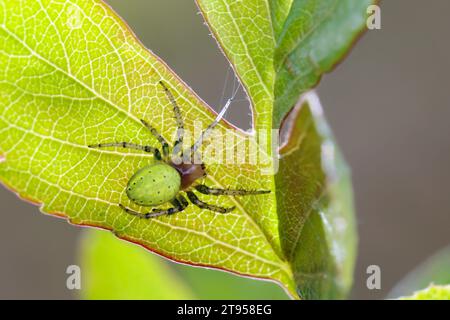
[0,165,295,300]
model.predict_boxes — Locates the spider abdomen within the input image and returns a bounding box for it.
[126,162,181,207]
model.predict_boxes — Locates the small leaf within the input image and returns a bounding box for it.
[399,285,450,300]
[273,0,374,126]
[80,229,195,299]
[276,92,356,299]
[80,229,289,300]
[388,245,450,299]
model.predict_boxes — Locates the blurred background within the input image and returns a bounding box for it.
[0,0,449,299]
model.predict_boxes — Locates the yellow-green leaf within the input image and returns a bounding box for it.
[389,245,450,299]
[80,229,195,300]
[0,0,293,296]
[1,0,371,299]
[276,93,357,299]
[399,285,450,300]
[80,229,289,300]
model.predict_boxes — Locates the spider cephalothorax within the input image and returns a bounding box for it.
[88,81,270,218]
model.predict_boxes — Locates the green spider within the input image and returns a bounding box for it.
[88,81,270,218]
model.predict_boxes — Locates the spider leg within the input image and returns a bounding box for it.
[184,83,239,160]
[88,142,162,160]
[119,204,164,219]
[186,191,235,214]
[119,195,188,219]
[140,119,170,158]
[150,195,189,216]
[159,81,184,156]
[195,185,271,196]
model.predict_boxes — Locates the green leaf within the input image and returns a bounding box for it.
[273,0,374,126]
[80,229,289,300]
[399,285,450,300]
[197,0,374,127]
[197,0,276,130]
[0,0,369,299]
[388,245,450,299]
[0,0,293,297]
[275,92,357,299]
[80,229,195,299]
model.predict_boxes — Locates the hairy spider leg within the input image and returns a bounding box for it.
[119,194,189,219]
[195,184,271,196]
[88,81,186,161]
[186,83,241,162]
[88,142,162,160]
[140,119,170,159]
[159,81,184,156]
[186,191,235,213]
